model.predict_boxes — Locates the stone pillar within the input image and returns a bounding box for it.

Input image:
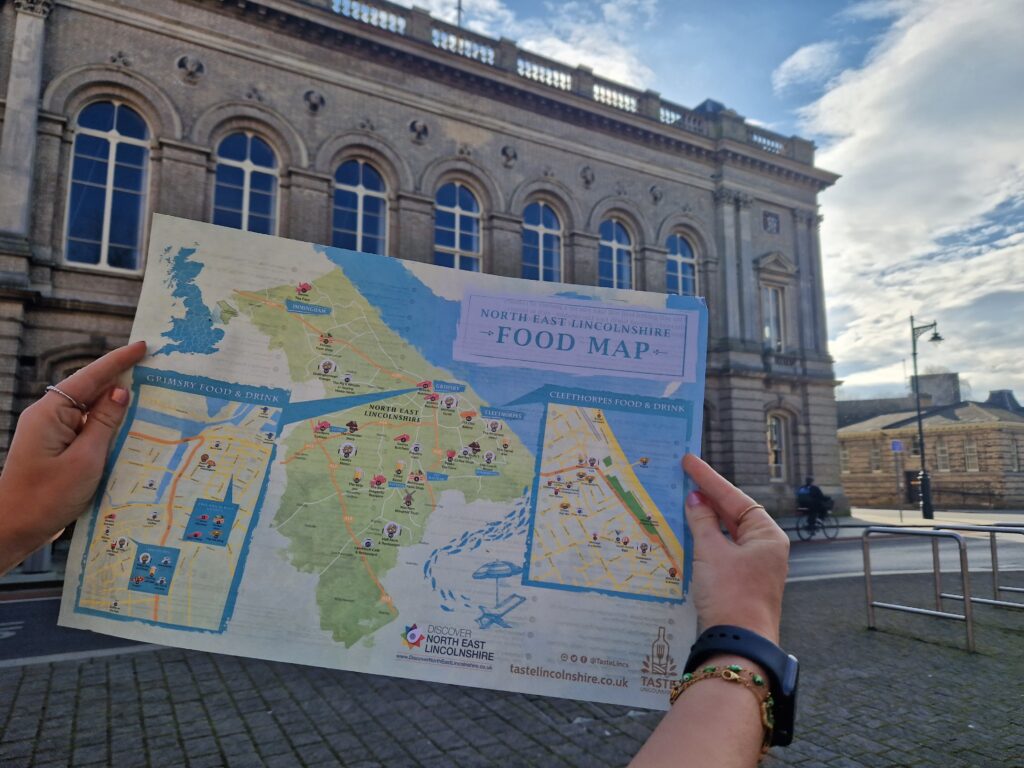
[0,0,53,237]
[154,140,210,222]
[810,213,829,354]
[713,188,741,340]
[394,192,434,264]
[286,168,332,245]
[793,208,816,353]
[0,299,26,464]
[641,245,667,293]
[569,231,598,286]
[735,192,756,342]
[489,212,521,278]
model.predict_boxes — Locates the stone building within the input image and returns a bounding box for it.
[838,391,1024,508]
[0,0,843,514]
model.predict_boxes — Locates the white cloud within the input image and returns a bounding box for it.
[771,41,842,94]
[804,0,1024,399]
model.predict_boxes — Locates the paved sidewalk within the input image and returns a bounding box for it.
[3,572,1023,767]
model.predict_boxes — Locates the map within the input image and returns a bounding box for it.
[61,214,708,710]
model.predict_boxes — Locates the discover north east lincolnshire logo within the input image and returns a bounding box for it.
[640,626,677,692]
[401,624,424,649]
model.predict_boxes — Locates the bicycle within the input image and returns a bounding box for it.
[795,506,839,540]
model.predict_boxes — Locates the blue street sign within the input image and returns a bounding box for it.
[891,439,904,453]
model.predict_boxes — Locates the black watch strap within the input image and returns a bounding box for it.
[684,625,798,746]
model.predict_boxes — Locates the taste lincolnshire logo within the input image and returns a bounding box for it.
[641,626,677,692]
[402,624,424,649]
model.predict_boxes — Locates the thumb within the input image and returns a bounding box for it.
[685,489,729,558]
[69,385,131,463]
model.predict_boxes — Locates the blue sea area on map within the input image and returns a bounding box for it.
[154,246,226,357]
[314,245,689,455]
[205,397,230,417]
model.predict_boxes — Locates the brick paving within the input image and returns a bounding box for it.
[2,572,1023,767]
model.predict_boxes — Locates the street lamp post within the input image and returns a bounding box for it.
[910,315,943,520]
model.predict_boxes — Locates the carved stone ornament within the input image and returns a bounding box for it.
[457,143,472,158]
[304,89,326,114]
[244,86,265,103]
[110,51,132,68]
[176,55,205,85]
[614,180,628,197]
[409,120,429,144]
[679,203,693,214]
[579,165,595,189]
[713,188,736,207]
[500,145,518,169]
[649,184,664,205]
[542,165,555,178]
[735,192,755,209]
[358,117,376,132]
[13,0,54,17]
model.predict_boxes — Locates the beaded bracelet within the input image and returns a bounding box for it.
[669,664,775,755]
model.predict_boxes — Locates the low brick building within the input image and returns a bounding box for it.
[838,391,1024,508]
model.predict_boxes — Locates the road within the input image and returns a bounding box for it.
[3,533,1023,665]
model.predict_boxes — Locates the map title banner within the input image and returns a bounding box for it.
[453,294,699,382]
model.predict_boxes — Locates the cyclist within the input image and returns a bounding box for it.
[796,476,831,531]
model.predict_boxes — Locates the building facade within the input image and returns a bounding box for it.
[838,391,1024,508]
[0,0,843,514]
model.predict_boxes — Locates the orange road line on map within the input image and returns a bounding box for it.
[128,432,203,446]
[153,436,207,622]
[312,426,398,617]
[234,290,419,385]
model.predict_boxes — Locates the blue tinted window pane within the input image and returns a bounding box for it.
[458,185,479,213]
[333,208,358,232]
[250,172,276,193]
[115,143,147,168]
[336,160,360,187]
[523,229,539,249]
[681,264,696,296]
[523,202,541,226]
[113,164,144,191]
[106,245,137,270]
[334,189,358,210]
[363,214,384,239]
[72,155,108,186]
[74,134,109,161]
[218,133,247,161]
[459,232,478,252]
[216,164,244,187]
[599,219,613,241]
[214,182,243,213]
[434,251,455,268]
[436,183,457,208]
[66,239,102,265]
[115,105,148,140]
[617,252,632,288]
[249,136,276,168]
[362,236,383,255]
[458,256,480,272]
[67,184,105,241]
[541,204,559,230]
[248,215,273,234]
[522,263,539,280]
[543,233,559,253]
[362,163,385,192]
[434,228,455,248]
[459,216,478,235]
[363,196,384,216]
[78,102,115,131]
[666,233,679,255]
[598,246,613,287]
[543,265,559,282]
[109,190,142,247]
[615,222,631,245]
[436,210,455,230]
[213,208,243,230]
[332,230,357,250]
[249,191,274,217]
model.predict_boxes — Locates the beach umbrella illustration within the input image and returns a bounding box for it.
[472,560,523,607]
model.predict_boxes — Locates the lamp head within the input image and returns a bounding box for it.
[929,330,944,343]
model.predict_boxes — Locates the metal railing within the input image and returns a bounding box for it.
[933,525,1024,610]
[862,527,975,651]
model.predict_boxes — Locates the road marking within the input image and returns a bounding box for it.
[0,621,25,640]
[0,595,61,605]
[787,566,1024,583]
[0,643,158,669]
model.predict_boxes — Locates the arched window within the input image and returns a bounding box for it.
[522,201,562,282]
[599,218,633,289]
[212,131,278,234]
[434,181,481,271]
[65,101,150,271]
[666,232,698,296]
[766,413,789,482]
[333,159,388,255]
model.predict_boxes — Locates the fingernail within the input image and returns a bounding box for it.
[110,387,129,405]
[685,490,706,507]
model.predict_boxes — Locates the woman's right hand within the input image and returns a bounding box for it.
[683,453,790,642]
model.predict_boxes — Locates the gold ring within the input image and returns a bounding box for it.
[736,503,765,525]
[45,385,88,413]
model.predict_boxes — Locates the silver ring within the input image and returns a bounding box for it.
[45,385,88,413]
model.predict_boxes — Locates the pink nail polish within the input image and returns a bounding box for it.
[110,387,129,405]
[685,490,705,507]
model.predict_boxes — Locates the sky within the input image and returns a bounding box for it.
[383,0,1024,402]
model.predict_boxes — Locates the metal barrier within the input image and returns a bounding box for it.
[862,527,974,652]
[933,525,1024,610]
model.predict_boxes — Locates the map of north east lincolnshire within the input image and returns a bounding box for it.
[74,372,285,631]
[526,404,685,602]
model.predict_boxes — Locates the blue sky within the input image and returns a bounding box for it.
[395,0,1024,401]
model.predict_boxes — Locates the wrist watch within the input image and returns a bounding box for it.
[683,625,799,746]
